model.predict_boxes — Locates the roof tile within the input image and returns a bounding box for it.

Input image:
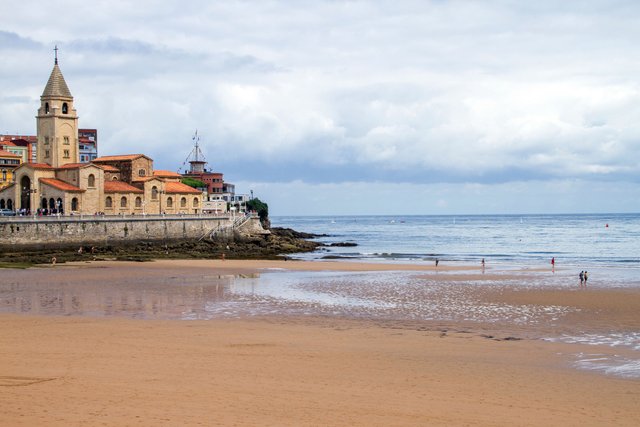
[39,178,84,192]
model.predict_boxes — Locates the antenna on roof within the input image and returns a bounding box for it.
[54,45,59,65]
[181,130,207,174]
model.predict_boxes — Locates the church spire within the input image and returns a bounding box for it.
[41,47,72,99]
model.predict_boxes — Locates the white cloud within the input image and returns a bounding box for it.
[1,1,639,214]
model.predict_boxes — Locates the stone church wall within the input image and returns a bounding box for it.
[0,215,266,250]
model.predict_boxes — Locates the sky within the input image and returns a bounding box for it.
[1,0,640,215]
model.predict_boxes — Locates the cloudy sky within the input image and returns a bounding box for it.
[2,1,640,215]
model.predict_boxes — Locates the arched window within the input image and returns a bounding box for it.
[0,199,5,209]
[49,198,55,209]
[180,197,187,208]
[151,186,158,200]
[7,199,13,210]
[193,197,199,207]
[62,103,68,114]
[112,176,118,181]
[88,174,95,187]
[120,197,127,208]
[138,169,146,177]
[71,197,79,211]
[41,198,47,209]
[2,170,6,182]
[45,103,49,114]
[135,197,142,208]
[56,198,63,213]
[166,197,173,208]
[105,197,112,208]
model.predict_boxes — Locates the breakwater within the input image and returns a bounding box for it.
[0,214,267,251]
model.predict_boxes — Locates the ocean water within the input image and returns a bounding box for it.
[2,213,640,379]
[272,213,640,269]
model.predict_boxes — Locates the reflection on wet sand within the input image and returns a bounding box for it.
[0,269,260,320]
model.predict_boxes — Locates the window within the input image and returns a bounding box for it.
[1,170,5,182]
[138,169,146,177]
[120,197,127,208]
[88,174,95,187]
[71,197,78,211]
[45,103,50,114]
[180,197,187,208]
[166,197,173,208]
[62,103,68,114]
[105,197,112,208]
[151,186,158,200]
[45,150,50,158]
[193,198,199,207]
[44,136,49,145]
[63,150,70,158]
[135,197,142,208]
[63,136,70,145]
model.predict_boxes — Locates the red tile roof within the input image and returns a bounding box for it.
[56,163,86,169]
[0,135,37,143]
[95,164,120,172]
[39,178,84,192]
[165,182,202,194]
[23,163,54,170]
[104,181,144,194]
[0,149,21,158]
[93,154,149,162]
[153,170,181,178]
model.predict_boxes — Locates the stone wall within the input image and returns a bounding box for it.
[0,215,268,251]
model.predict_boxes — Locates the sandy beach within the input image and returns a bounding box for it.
[1,259,639,426]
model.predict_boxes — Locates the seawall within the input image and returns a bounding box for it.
[0,214,268,251]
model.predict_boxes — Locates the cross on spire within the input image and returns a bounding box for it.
[54,45,59,65]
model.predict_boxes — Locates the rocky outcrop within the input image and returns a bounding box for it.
[0,227,322,266]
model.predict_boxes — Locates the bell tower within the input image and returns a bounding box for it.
[36,46,79,167]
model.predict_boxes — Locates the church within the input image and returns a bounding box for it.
[0,55,202,215]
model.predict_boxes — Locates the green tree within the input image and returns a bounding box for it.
[181,177,206,189]
[246,197,269,225]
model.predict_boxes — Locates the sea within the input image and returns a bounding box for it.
[271,213,640,270]
[2,213,640,378]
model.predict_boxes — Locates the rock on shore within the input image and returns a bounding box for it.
[0,227,323,266]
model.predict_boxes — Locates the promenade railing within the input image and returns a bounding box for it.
[0,212,259,223]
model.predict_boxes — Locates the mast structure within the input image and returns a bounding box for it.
[180,130,208,173]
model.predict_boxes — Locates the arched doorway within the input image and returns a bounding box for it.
[20,176,32,212]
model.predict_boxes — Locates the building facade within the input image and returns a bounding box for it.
[0,149,21,191]
[0,56,202,215]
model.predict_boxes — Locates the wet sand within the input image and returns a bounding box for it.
[1,259,640,426]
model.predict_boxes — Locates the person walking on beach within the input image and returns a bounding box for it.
[435,258,439,268]
[481,258,485,273]
[583,271,588,285]
[579,271,584,286]
[551,257,555,272]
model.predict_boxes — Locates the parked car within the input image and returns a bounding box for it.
[0,208,16,216]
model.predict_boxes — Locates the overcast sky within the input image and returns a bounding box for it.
[2,1,640,215]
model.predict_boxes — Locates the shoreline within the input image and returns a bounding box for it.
[2,259,639,425]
